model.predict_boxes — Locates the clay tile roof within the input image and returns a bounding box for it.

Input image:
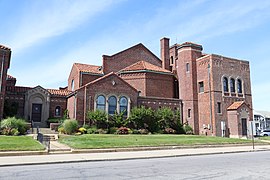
[47,89,71,96]
[74,63,103,74]
[227,101,245,110]
[0,44,11,51]
[120,61,172,74]
[6,74,16,80]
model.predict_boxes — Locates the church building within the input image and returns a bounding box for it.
[0,37,253,137]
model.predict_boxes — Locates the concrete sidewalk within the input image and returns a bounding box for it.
[1,145,270,167]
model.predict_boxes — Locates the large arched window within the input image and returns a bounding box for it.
[108,96,117,115]
[230,78,235,93]
[223,77,229,92]
[237,79,243,93]
[55,106,61,117]
[96,95,106,111]
[120,96,128,116]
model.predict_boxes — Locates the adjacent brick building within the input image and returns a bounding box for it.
[0,37,253,137]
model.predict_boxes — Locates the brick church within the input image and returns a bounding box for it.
[0,37,253,137]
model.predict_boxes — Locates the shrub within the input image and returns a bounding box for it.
[96,128,107,134]
[108,127,118,134]
[184,125,193,134]
[58,127,65,134]
[128,106,159,133]
[138,128,149,134]
[86,126,98,134]
[156,107,174,130]
[86,110,108,128]
[62,119,78,135]
[0,117,28,135]
[109,111,127,128]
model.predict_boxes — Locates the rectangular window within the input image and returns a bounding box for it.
[199,81,204,93]
[217,102,222,114]
[186,63,190,72]
[188,109,191,118]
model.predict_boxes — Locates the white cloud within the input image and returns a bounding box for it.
[8,0,123,52]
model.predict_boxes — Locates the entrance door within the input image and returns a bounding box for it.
[32,104,42,122]
[241,118,247,136]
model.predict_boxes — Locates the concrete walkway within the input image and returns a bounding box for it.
[1,144,270,167]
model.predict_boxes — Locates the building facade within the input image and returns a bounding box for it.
[0,37,253,137]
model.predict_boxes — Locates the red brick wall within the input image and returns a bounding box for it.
[145,73,174,98]
[119,73,146,96]
[0,48,11,119]
[68,64,80,91]
[138,96,182,111]
[103,44,162,74]
[74,74,138,123]
[81,73,102,86]
[49,96,67,119]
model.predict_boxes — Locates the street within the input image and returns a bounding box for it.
[1,151,270,180]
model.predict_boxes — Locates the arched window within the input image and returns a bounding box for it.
[55,106,61,117]
[71,79,74,91]
[96,95,106,111]
[223,77,228,92]
[237,79,243,93]
[108,96,117,115]
[120,96,128,116]
[230,78,235,93]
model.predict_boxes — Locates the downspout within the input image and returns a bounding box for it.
[83,86,87,126]
[208,64,213,135]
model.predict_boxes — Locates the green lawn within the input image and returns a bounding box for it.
[59,134,256,149]
[0,136,45,151]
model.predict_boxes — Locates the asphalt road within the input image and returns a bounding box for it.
[1,151,270,180]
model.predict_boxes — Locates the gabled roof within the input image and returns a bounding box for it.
[47,89,71,96]
[227,101,245,110]
[79,72,138,92]
[119,61,172,74]
[105,43,161,62]
[74,63,103,75]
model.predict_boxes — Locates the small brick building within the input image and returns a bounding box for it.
[0,37,253,137]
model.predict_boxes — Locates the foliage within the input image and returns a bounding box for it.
[86,126,98,134]
[95,128,108,134]
[78,127,87,134]
[138,128,149,134]
[128,106,159,133]
[116,127,131,134]
[109,111,127,128]
[184,125,193,134]
[3,100,18,118]
[62,119,78,135]
[108,127,118,134]
[156,107,174,129]
[0,117,28,135]
[48,118,65,124]
[86,110,108,128]
[63,109,69,119]
[58,127,65,134]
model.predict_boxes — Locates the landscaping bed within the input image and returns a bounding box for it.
[0,136,45,151]
[59,134,257,149]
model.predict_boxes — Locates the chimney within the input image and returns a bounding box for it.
[160,37,170,71]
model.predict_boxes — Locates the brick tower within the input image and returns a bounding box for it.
[175,42,203,134]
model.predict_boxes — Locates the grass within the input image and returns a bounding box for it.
[0,136,45,151]
[259,136,270,140]
[59,134,256,149]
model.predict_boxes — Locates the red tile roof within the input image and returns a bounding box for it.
[6,74,16,80]
[47,89,71,96]
[74,63,103,74]
[227,101,245,110]
[119,61,172,74]
[0,45,11,50]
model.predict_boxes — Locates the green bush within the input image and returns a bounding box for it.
[86,110,108,128]
[86,126,98,134]
[156,107,174,130]
[108,127,118,134]
[109,111,127,128]
[184,125,193,134]
[62,119,78,135]
[128,106,159,133]
[0,117,28,135]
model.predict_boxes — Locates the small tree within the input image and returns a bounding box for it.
[109,111,127,128]
[156,107,174,130]
[86,110,108,128]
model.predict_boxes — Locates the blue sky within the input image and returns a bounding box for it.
[1,0,270,111]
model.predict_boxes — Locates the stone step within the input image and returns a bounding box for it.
[43,134,58,141]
